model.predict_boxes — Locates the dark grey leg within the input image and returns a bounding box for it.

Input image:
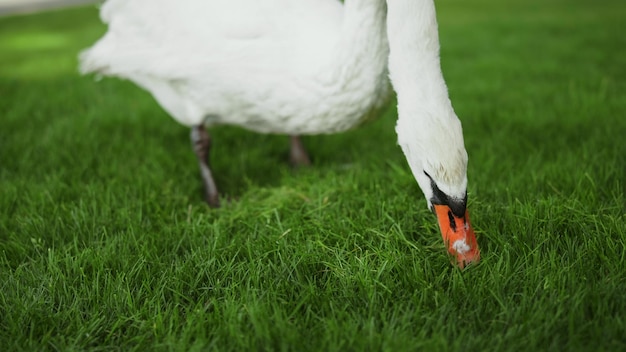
[289,135,311,166]
[191,125,220,207]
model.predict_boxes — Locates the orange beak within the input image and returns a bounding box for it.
[433,204,480,268]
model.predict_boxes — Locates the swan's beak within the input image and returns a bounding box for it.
[433,205,480,268]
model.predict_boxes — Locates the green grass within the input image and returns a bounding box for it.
[1,0,625,350]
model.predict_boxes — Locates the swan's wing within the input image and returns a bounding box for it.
[81,0,344,79]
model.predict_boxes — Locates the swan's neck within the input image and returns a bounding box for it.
[386,0,468,199]
[387,0,452,119]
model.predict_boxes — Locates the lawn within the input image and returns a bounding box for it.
[1,0,625,350]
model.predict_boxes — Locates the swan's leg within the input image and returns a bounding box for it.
[289,135,311,166]
[191,125,220,207]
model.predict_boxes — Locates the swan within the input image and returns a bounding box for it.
[80,0,480,267]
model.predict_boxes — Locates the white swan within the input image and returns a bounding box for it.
[80,0,480,267]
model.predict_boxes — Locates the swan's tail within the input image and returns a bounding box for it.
[79,45,110,76]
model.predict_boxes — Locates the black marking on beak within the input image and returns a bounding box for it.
[447,210,457,232]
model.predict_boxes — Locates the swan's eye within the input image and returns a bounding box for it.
[424,171,467,218]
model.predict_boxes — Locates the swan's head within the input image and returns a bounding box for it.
[396,108,480,268]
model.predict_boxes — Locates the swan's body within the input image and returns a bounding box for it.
[82,0,390,133]
[80,0,480,267]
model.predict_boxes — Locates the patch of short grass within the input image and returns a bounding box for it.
[1,0,625,350]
